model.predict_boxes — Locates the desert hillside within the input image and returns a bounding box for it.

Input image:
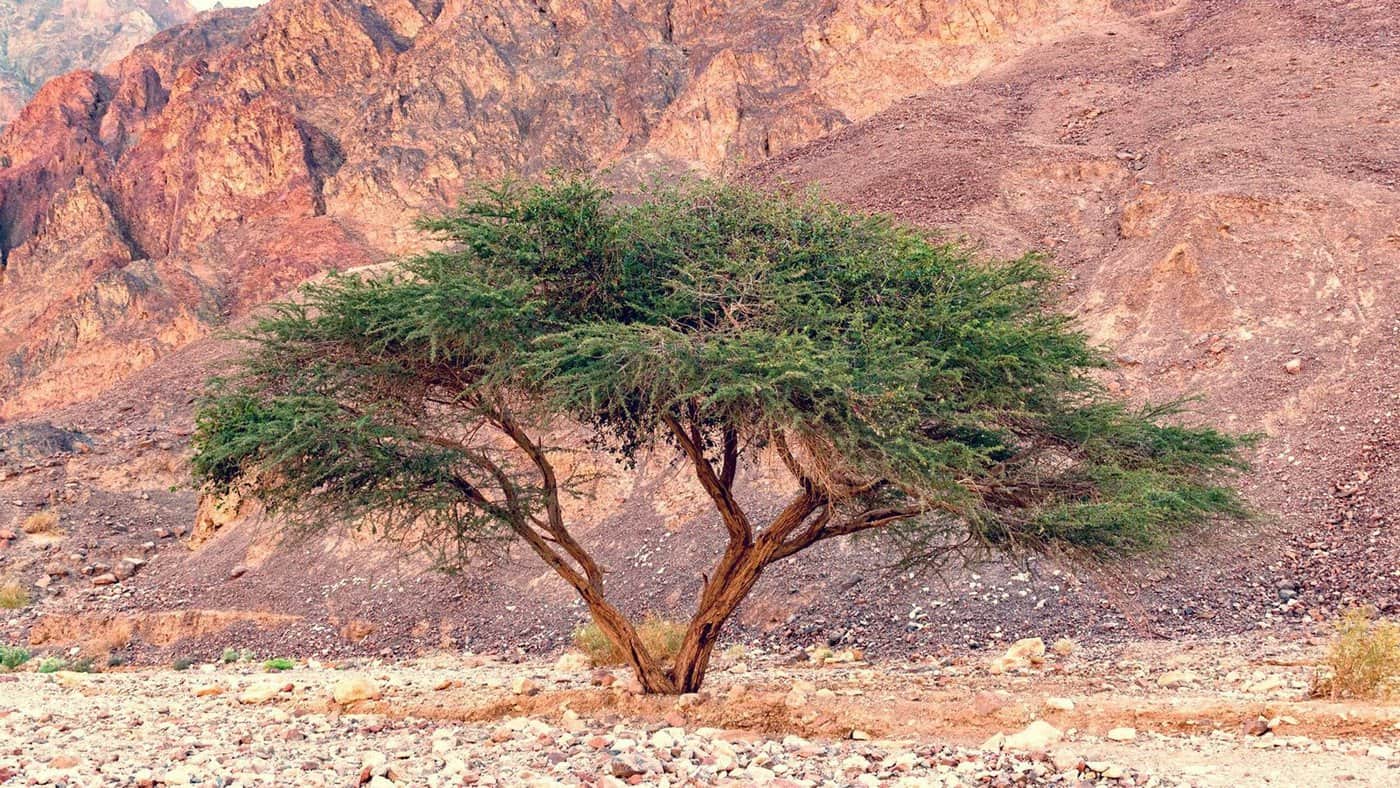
[0,0,1396,672]
[751,0,1400,617]
[0,0,197,126]
[0,0,1106,418]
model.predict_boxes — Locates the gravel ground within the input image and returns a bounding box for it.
[1,643,1397,787]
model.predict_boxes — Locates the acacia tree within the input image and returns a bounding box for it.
[192,178,1250,694]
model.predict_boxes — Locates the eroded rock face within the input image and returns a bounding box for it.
[0,0,1110,417]
[0,0,197,127]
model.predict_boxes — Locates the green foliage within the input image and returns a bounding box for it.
[1313,607,1400,700]
[262,657,295,672]
[220,647,254,663]
[34,655,94,674]
[192,176,1250,570]
[575,617,686,666]
[0,645,30,669]
[172,657,194,671]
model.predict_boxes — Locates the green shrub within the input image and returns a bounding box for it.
[0,577,29,610]
[220,648,239,664]
[263,657,295,672]
[1313,607,1400,700]
[172,657,194,671]
[35,656,94,674]
[0,645,30,669]
[574,616,686,667]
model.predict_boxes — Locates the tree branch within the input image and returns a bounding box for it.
[491,406,606,589]
[663,413,754,547]
[773,432,819,494]
[719,427,738,490]
[769,504,928,562]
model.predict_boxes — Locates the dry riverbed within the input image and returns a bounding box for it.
[0,636,1397,786]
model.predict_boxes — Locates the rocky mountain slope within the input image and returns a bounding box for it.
[0,0,1397,661]
[0,0,1109,418]
[751,0,1400,615]
[0,0,196,126]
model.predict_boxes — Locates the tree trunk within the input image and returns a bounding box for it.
[578,585,679,694]
[669,547,769,693]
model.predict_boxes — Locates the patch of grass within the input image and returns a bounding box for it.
[221,648,238,664]
[0,577,29,609]
[0,577,29,610]
[21,510,60,534]
[721,643,748,662]
[574,616,686,667]
[172,657,194,671]
[36,657,63,674]
[262,657,295,672]
[1312,607,1400,700]
[0,645,30,669]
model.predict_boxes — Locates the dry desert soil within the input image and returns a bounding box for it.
[1,634,1398,786]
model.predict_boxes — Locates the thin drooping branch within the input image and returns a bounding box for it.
[773,432,819,494]
[774,431,889,501]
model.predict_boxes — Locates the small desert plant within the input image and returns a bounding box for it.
[0,577,29,610]
[263,657,295,672]
[575,616,686,667]
[106,653,127,668]
[220,648,239,664]
[172,657,194,671]
[20,510,59,534]
[1313,607,1400,700]
[36,655,94,674]
[0,645,31,669]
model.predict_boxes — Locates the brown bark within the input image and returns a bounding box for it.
[669,546,768,692]
[666,474,826,692]
[579,585,679,693]
[473,410,927,695]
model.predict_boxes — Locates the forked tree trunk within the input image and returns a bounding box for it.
[669,549,768,693]
[580,544,768,695]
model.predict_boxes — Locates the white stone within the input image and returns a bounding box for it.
[1002,720,1063,751]
[1106,727,1137,742]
